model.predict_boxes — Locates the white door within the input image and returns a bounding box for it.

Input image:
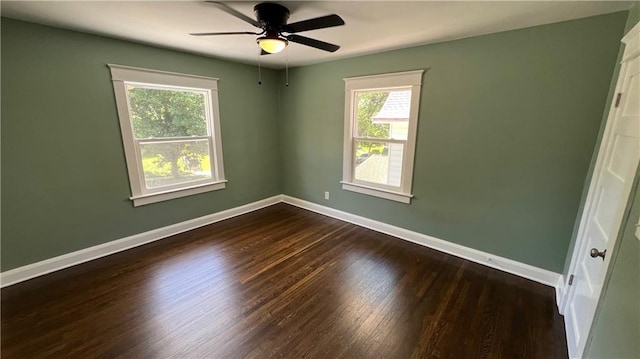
[563,23,640,359]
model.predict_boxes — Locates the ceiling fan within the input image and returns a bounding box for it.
[191,1,345,54]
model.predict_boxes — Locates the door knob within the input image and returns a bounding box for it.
[590,248,606,260]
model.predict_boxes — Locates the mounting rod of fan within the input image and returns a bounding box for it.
[190,1,345,54]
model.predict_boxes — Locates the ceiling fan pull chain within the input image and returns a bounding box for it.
[257,49,262,85]
[285,46,289,87]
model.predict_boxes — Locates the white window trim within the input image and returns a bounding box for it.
[342,70,424,204]
[108,64,226,206]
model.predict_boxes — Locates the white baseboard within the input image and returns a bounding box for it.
[282,195,562,288]
[555,275,566,313]
[0,195,282,288]
[1,194,563,294]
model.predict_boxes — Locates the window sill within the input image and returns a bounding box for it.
[130,181,227,207]
[341,182,412,204]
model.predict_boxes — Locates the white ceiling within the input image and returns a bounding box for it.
[1,1,633,69]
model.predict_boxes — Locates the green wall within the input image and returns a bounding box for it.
[1,19,282,271]
[0,11,630,274]
[279,12,628,273]
[627,2,640,29]
[584,5,640,358]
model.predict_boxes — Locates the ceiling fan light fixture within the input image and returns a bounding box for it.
[257,36,288,54]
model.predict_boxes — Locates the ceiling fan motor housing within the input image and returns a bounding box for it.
[254,2,290,32]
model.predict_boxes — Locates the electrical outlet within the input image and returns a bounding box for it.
[324,191,330,200]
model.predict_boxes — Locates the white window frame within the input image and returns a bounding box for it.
[341,70,424,204]
[108,64,226,206]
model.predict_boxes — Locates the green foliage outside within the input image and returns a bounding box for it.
[127,86,212,185]
[129,87,207,138]
[141,154,211,177]
[356,91,389,161]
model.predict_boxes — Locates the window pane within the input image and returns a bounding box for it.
[140,139,212,189]
[126,85,208,138]
[355,90,411,140]
[354,141,404,187]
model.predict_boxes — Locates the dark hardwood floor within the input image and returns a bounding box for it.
[1,204,567,358]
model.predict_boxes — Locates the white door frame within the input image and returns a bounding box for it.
[560,21,640,357]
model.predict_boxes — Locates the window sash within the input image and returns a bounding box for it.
[351,139,407,190]
[134,137,218,194]
[136,136,211,142]
[125,84,213,139]
[352,137,406,144]
[352,88,412,141]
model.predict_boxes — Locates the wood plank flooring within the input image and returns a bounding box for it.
[1,204,568,358]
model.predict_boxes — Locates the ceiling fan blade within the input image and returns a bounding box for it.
[284,14,344,33]
[287,34,340,52]
[205,1,260,28]
[190,31,260,36]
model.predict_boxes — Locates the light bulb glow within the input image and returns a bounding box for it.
[257,37,288,54]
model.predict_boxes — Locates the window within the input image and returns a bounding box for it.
[109,64,226,206]
[342,70,423,204]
